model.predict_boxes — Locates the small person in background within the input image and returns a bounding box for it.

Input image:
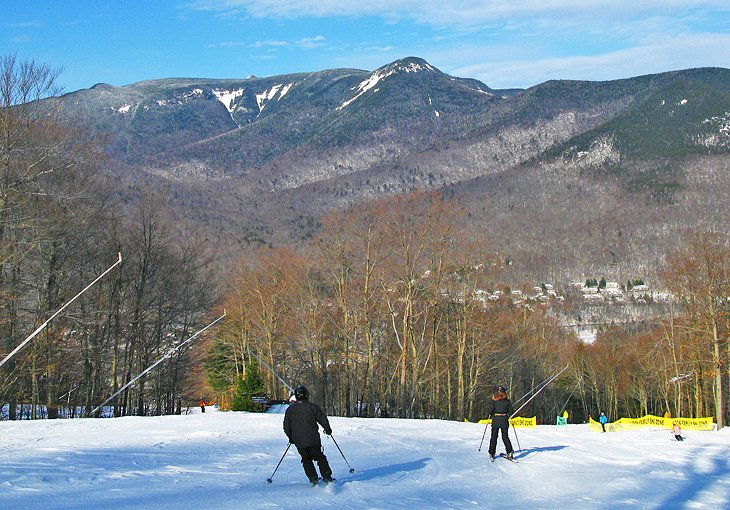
[672,423,684,441]
[599,412,608,432]
[199,398,206,413]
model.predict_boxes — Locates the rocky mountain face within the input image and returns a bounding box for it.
[56,57,730,282]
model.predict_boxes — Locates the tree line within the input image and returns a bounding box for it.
[208,193,729,429]
[0,55,216,420]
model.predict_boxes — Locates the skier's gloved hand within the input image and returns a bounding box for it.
[324,428,332,435]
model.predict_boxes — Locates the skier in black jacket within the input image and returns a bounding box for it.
[486,385,514,461]
[283,385,334,485]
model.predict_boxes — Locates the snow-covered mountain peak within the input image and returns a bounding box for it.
[336,57,443,111]
[383,57,438,75]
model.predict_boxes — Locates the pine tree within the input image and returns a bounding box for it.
[204,340,237,395]
[232,359,264,411]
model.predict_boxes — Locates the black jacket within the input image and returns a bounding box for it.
[283,400,332,448]
[486,396,513,428]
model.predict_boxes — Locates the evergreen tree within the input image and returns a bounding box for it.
[232,359,265,412]
[204,340,237,395]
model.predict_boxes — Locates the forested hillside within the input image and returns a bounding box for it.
[2,55,728,430]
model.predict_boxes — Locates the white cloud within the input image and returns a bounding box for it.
[296,35,326,49]
[355,45,396,52]
[188,1,730,27]
[448,32,730,88]
[6,20,44,28]
[189,1,730,85]
[209,37,325,50]
[250,39,289,48]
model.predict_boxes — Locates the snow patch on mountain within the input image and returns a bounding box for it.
[568,135,621,166]
[212,88,245,113]
[279,83,293,99]
[256,83,293,112]
[153,89,206,108]
[474,87,495,97]
[337,69,396,111]
[182,88,204,100]
[698,112,730,148]
[392,60,435,73]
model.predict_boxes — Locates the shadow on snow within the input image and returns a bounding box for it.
[513,444,569,460]
[338,457,431,485]
[655,444,730,510]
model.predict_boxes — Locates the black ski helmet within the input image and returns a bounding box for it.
[293,385,309,401]
[498,385,508,393]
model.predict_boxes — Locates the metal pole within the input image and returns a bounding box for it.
[246,347,293,394]
[478,423,489,452]
[510,365,569,419]
[90,312,226,416]
[511,422,522,453]
[267,443,292,483]
[512,373,555,407]
[329,435,355,473]
[0,253,122,369]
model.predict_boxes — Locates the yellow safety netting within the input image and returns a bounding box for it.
[465,416,537,428]
[589,414,714,432]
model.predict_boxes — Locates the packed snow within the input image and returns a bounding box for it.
[1,405,728,509]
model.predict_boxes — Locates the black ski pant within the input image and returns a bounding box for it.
[488,424,513,456]
[296,444,332,482]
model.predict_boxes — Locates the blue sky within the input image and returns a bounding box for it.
[2,1,729,93]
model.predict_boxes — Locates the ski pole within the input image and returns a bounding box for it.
[267,443,292,483]
[329,435,355,473]
[478,423,489,452]
[511,422,522,453]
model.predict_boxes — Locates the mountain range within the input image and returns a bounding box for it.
[56,57,730,282]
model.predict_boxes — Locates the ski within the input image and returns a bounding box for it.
[499,453,518,463]
[312,477,337,487]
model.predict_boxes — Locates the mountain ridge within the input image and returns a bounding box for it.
[54,58,730,281]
